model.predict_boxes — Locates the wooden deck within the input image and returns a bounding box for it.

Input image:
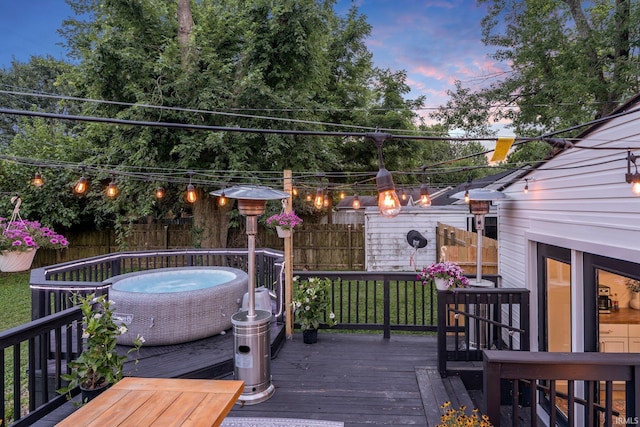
[34,327,479,427]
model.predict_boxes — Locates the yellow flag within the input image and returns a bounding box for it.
[490,137,515,162]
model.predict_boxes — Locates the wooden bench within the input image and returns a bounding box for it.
[416,368,478,427]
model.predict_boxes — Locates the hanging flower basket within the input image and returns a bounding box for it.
[0,248,37,272]
[267,211,302,238]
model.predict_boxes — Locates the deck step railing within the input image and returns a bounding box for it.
[483,350,640,427]
[437,287,531,376]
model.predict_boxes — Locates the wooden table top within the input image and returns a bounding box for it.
[56,377,244,427]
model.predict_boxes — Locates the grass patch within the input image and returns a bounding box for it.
[0,271,32,425]
[0,271,31,329]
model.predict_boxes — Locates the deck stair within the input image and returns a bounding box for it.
[416,368,477,427]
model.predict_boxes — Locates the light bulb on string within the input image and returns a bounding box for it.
[218,190,227,207]
[352,193,361,210]
[186,172,197,204]
[305,191,312,202]
[74,168,88,195]
[371,133,401,218]
[418,172,431,208]
[314,187,324,209]
[155,186,165,199]
[32,171,44,187]
[106,175,118,198]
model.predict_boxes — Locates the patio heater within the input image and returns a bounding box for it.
[452,188,506,350]
[210,185,289,405]
[452,188,506,287]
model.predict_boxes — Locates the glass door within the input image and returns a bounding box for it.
[538,243,571,422]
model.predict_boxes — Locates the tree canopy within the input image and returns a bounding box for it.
[432,0,640,164]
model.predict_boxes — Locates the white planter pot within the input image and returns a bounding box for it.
[434,277,449,291]
[0,248,37,272]
[276,226,292,238]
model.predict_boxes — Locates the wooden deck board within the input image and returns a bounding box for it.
[34,330,486,427]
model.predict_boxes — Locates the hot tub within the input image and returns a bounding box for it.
[108,267,247,346]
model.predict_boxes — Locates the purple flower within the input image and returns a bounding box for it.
[266,211,303,230]
[0,219,69,252]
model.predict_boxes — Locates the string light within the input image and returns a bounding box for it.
[186,172,197,204]
[524,179,529,194]
[74,168,88,195]
[418,171,431,208]
[155,186,165,199]
[371,133,401,218]
[106,175,118,198]
[314,187,324,209]
[32,171,44,187]
[218,190,227,207]
[352,193,361,210]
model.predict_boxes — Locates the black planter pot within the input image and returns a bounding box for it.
[80,383,110,403]
[302,328,318,344]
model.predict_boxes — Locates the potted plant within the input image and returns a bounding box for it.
[0,217,69,272]
[626,279,640,310]
[266,211,303,238]
[59,294,144,403]
[292,276,337,344]
[419,261,470,291]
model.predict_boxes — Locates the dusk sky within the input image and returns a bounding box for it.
[0,0,509,126]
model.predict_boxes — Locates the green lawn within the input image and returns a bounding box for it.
[0,271,31,330]
[0,271,32,425]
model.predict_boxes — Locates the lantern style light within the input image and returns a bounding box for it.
[626,151,640,195]
[32,171,44,187]
[106,175,118,198]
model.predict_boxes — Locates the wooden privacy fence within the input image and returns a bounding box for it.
[33,223,365,271]
[436,222,498,275]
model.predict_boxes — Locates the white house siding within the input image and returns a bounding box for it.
[498,105,640,350]
[364,205,469,272]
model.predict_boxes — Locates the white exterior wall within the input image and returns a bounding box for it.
[364,205,470,271]
[498,107,640,350]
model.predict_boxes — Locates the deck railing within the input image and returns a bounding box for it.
[436,287,531,376]
[483,350,640,427]
[294,271,454,338]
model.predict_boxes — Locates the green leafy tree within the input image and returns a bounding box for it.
[432,0,640,163]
